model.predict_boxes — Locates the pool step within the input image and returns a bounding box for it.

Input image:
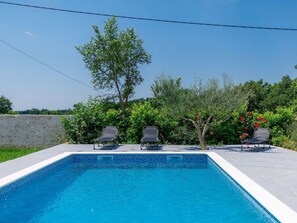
[97,155,114,162]
[167,155,183,163]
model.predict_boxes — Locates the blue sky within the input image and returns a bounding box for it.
[1,0,296,110]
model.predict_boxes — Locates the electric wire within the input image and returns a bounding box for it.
[0,1,297,31]
[0,38,94,90]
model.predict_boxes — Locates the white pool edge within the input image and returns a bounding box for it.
[0,151,296,223]
[207,152,297,223]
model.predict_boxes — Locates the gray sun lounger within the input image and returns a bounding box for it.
[93,126,119,150]
[241,127,270,151]
[140,126,160,150]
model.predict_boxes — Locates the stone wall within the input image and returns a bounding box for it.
[0,115,72,148]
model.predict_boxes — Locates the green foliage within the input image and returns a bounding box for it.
[280,120,297,150]
[152,75,183,113]
[240,80,270,112]
[62,98,200,145]
[169,123,200,145]
[256,107,295,141]
[288,121,297,142]
[126,101,160,143]
[282,139,297,151]
[61,72,297,150]
[0,95,12,114]
[152,74,248,149]
[61,98,111,143]
[262,76,297,111]
[76,17,151,108]
[203,107,295,147]
[209,113,243,144]
[271,135,289,147]
[242,75,297,113]
[18,108,73,115]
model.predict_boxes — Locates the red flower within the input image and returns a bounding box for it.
[254,123,260,128]
[262,119,267,123]
[239,116,245,122]
[244,127,249,131]
[247,112,252,117]
[257,116,262,121]
[240,133,249,139]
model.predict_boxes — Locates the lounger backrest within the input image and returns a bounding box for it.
[102,126,118,137]
[253,128,270,141]
[143,126,158,138]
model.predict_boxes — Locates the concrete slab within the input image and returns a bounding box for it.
[1,143,297,214]
[214,145,297,213]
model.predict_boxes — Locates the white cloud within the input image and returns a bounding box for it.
[25,31,33,36]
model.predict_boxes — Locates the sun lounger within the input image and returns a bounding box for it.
[140,126,160,150]
[241,128,270,151]
[93,126,119,150]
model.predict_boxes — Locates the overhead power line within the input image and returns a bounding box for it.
[0,1,297,32]
[0,38,94,90]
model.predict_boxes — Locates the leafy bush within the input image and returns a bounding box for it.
[282,139,297,151]
[256,107,295,146]
[160,120,199,145]
[280,120,297,150]
[206,115,240,145]
[61,98,115,143]
[288,121,297,142]
[61,97,296,149]
[126,101,159,143]
[62,98,203,145]
[204,107,295,146]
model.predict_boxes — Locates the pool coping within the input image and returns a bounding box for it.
[0,151,297,223]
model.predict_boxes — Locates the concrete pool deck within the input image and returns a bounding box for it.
[1,144,297,214]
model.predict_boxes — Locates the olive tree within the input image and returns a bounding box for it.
[152,75,248,150]
[77,17,151,108]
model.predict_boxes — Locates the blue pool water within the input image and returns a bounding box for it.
[0,154,278,223]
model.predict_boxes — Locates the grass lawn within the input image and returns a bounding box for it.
[0,148,41,163]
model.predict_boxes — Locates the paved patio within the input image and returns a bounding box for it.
[1,144,297,213]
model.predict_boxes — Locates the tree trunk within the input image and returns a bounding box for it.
[182,117,209,150]
[198,134,207,150]
[192,121,207,150]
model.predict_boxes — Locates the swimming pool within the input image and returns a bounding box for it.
[0,152,293,222]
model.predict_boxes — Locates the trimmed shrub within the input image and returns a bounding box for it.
[61,98,119,143]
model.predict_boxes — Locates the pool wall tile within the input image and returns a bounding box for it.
[0,156,73,198]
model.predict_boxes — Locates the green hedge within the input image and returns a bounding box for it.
[62,99,296,149]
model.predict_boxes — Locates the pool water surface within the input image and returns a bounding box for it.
[0,154,277,223]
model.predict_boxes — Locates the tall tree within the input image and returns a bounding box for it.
[240,80,270,112]
[152,75,248,150]
[261,75,297,111]
[0,95,12,114]
[77,17,151,108]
